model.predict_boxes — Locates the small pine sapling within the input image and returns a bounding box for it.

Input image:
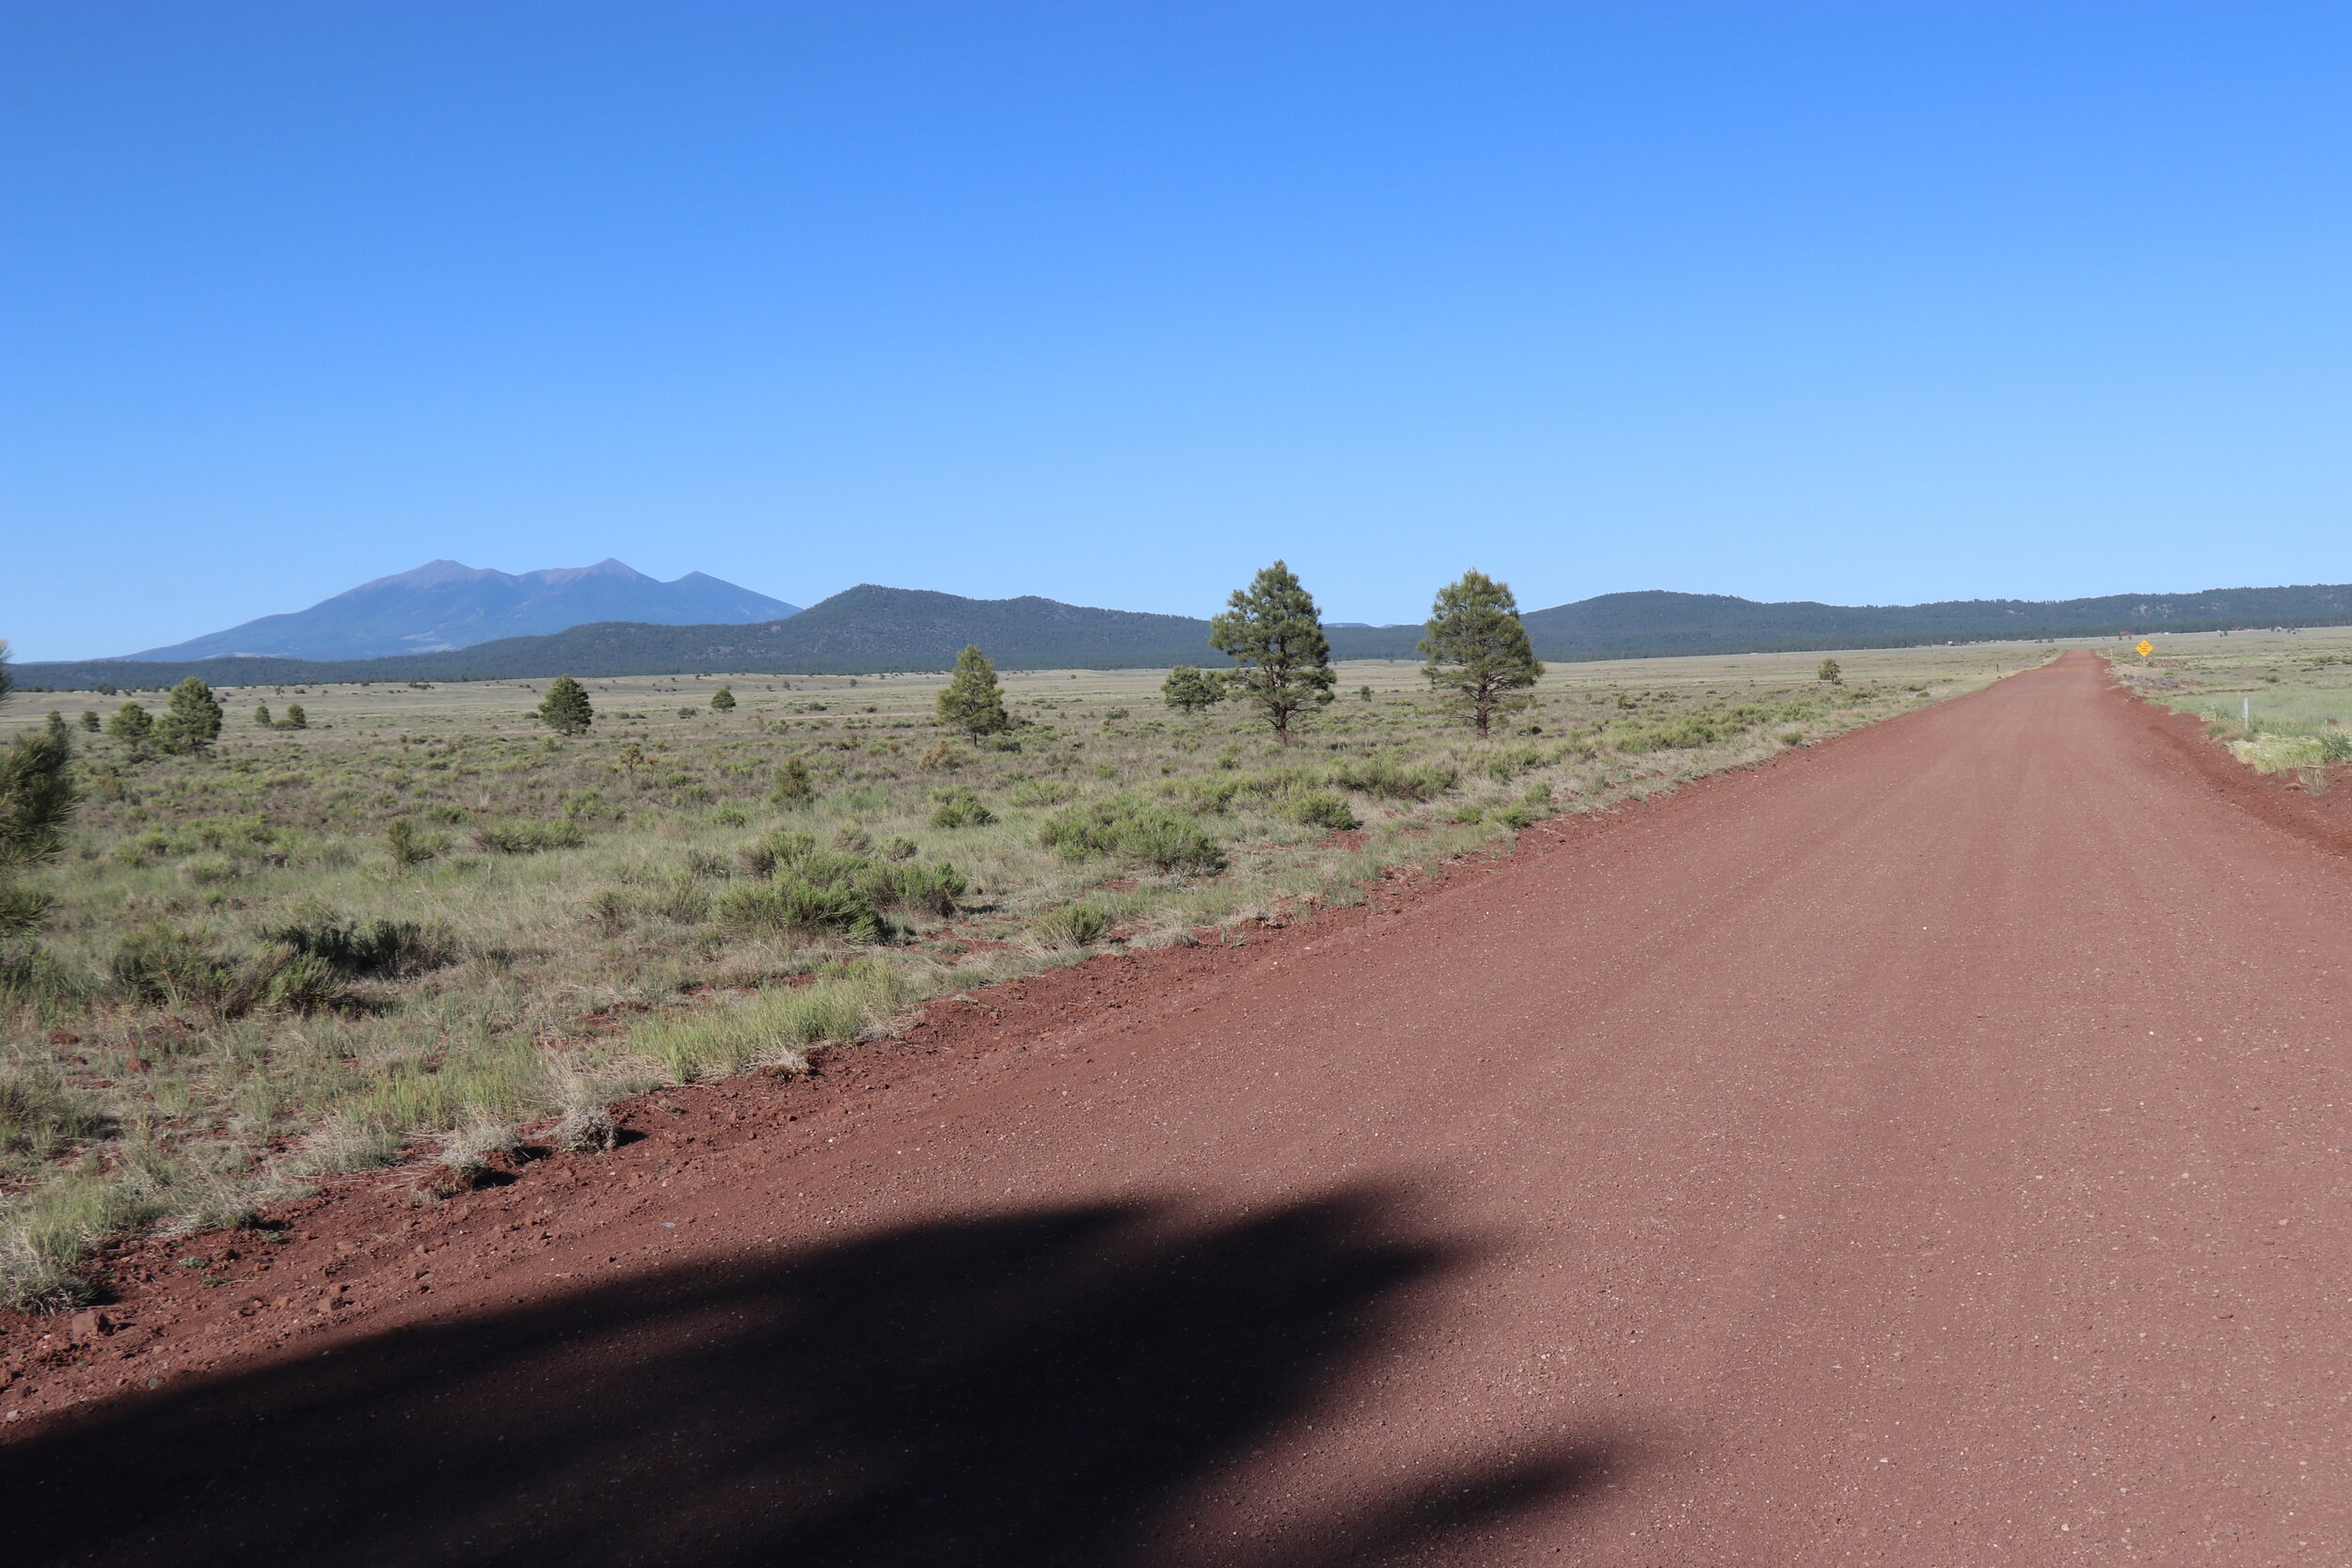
[106,702,154,748]
[771,756,816,807]
[154,676,224,754]
[937,645,1010,738]
[537,674,595,736]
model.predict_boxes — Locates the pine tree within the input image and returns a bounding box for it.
[77,711,99,733]
[0,639,11,710]
[710,687,737,712]
[154,676,224,754]
[1817,658,1842,686]
[0,728,76,872]
[1419,570,1544,738]
[770,756,815,807]
[44,712,71,749]
[1208,561,1334,747]
[936,646,1009,738]
[537,675,595,736]
[106,703,153,746]
[254,703,274,729]
[1160,665,1227,714]
[283,703,308,730]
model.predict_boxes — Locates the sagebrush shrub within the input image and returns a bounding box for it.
[473,819,586,855]
[1040,798,1223,874]
[264,914,452,978]
[111,923,232,1007]
[1028,903,1110,949]
[1281,791,1359,832]
[930,788,995,828]
[715,879,886,943]
[1324,755,1459,801]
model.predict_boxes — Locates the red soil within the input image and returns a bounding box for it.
[8,651,2351,1565]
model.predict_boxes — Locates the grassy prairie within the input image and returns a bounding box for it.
[0,641,2044,1307]
[2106,625,2352,773]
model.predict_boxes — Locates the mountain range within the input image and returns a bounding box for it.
[125,559,800,662]
[14,578,2352,690]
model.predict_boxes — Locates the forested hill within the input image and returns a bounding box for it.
[1519,582,2352,656]
[17,580,2352,689]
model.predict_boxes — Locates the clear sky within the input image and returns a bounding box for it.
[5,2,2349,659]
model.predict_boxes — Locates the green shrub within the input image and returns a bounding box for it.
[255,948,342,1013]
[1281,790,1359,832]
[181,856,242,886]
[263,913,453,978]
[385,817,440,869]
[856,860,965,916]
[111,922,233,1007]
[1040,798,1224,873]
[1612,712,1737,752]
[930,787,995,828]
[1324,755,1459,800]
[473,818,586,855]
[770,757,816,807]
[715,879,886,943]
[1028,902,1110,949]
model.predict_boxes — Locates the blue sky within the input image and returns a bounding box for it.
[5,2,2349,659]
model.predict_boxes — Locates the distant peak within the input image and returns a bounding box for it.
[522,559,656,587]
[346,560,506,593]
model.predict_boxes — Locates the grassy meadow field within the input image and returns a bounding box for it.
[0,641,2058,1308]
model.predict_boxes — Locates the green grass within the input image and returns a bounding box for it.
[2113,635,2352,777]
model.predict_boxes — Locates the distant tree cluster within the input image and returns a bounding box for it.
[939,562,1551,749]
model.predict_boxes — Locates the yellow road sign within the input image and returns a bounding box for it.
[2136,640,2154,657]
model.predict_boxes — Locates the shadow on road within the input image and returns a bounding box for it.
[8,1187,1624,1566]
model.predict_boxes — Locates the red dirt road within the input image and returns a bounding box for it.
[10,651,2352,1565]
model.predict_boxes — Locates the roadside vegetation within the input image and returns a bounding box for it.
[2110,629,2352,786]
[0,582,2028,1309]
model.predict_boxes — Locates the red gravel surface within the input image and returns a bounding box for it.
[8,651,2351,1565]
